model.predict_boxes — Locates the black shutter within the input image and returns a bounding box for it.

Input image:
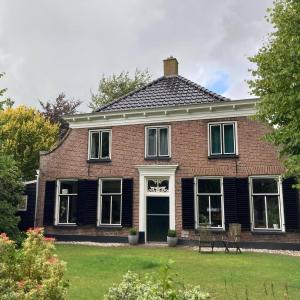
[77,180,98,225]
[182,178,195,229]
[223,177,238,228]
[122,178,133,227]
[43,181,56,226]
[283,178,299,231]
[236,178,251,230]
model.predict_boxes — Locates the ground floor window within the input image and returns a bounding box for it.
[250,176,283,231]
[56,180,78,225]
[196,177,224,229]
[99,179,122,225]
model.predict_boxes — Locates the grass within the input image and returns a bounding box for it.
[56,245,300,299]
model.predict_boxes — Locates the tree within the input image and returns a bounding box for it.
[89,69,151,110]
[0,155,23,239]
[39,93,82,138]
[248,0,300,186]
[0,106,59,180]
[0,72,14,110]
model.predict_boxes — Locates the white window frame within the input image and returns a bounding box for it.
[55,179,78,225]
[208,121,238,156]
[195,176,225,230]
[145,125,171,158]
[98,178,122,226]
[18,195,28,211]
[88,129,112,160]
[249,175,285,232]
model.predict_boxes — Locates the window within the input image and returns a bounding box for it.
[89,129,111,160]
[209,122,237,156]
[196,177,224,228]
[56,180,78,225]
[145,126,170,158]
[250,177,283,231]
[99,179,122,225]
[18,195,28,211]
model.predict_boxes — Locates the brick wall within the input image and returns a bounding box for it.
[37,116,293,242]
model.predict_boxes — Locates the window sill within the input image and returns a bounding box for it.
[144,157,171,161]
[54,224,78,229]
[97,225,123,230]
[208,154,239,159]
[251,230,285,235]
[87,158,111,163]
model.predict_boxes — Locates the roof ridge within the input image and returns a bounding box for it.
[177,75,230,101]
[95,76,166,112]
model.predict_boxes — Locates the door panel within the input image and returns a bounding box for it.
[146,196,169,242]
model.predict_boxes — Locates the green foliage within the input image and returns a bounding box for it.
[0,106,59,180]
[167,230,177,237]
[128,228,137,235]
[248,0,300,186]
[39,93,82,138]
[89,69,151,110]
[104,261,210,300]
[0,155,23,239]
[0,228,68,300]
[0,73,14,110]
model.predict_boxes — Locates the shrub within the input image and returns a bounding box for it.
[104,261,210,300]
[167,229,177,238]
[128,228,137,235]
[0,228,68,300]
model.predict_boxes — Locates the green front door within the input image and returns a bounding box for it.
[146,196,169,242]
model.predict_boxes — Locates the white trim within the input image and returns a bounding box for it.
[34,170,39,227]
[98,178,122,226]
[88,129,112,160]
[18,195,28,211]
[24,180,37,185]
[137,165,178,242]
[66,99,258,129]
[249,175,285,232]
[195,176,225,230]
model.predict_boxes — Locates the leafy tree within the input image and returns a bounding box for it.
[39,93,82,138]
[0,106,59,180]
[0,155,23,239]
[89,69,151,110]
[0,72,14,110]
[248,0,300,186]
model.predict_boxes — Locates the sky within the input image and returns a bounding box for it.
[0,0,273,112]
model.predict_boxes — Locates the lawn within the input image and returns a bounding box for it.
[56,245,300,300]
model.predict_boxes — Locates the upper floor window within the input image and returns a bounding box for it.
[56,180,78,225]
[208,122,237,156]
[89,129,111,160]
[145,126,170,158]
[196,177,224,229]
[250,176,283,231]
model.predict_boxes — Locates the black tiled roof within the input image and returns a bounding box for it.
[96,75,230,112]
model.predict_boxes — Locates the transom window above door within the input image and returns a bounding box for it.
[208,122,237,156]
[145,126,170,158]
[250,176,283,231]
[88,129,111,160]
[147,178,169,193]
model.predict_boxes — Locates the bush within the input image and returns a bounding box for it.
[104,261,210,300]
[0,227,68,300]
[128,228,137,235]
[167,230,177,237]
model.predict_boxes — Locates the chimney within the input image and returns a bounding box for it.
[163,56,178,76]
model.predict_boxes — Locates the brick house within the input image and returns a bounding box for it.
[30,57,299,248]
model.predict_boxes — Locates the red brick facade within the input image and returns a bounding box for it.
[37,116,300,244]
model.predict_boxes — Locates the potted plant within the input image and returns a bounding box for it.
[128,228,139,245]
[167,229,178,247]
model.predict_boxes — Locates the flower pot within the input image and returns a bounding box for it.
[128,234,139,245]
[167,236,178,247]
[273,224,279,229]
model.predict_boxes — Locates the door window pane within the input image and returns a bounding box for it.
[198,179,221,193]
[159,128,169,156]
[210,195,222,227]
[253,178,278,194]
[102,180,121,193]
[198,195,209,224]
[101,195,111,224]
[148,128,157,156]
[253,195,266,228]
[59,196,68,223]
[101,131,110,158]
[90,132,100,159]
[111,195,121,224]
[69,195,77,223]
[267,196,280,229]
[211,125,221,154]
[223,124,234,154]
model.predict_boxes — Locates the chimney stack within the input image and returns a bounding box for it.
[163,56,178,76]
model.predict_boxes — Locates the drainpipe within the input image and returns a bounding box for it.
[34,170,40,228]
